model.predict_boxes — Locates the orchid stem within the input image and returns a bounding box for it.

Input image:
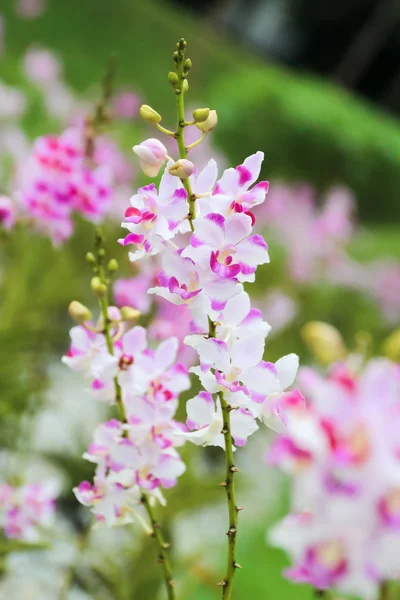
[186,131,207,151]
[156,123,176,137]
[93,228,127,423]
[173,39,196,230]
[218,391,239,599]
[208,317,240,598]
[380,582,391,600]
[142,494,176,600]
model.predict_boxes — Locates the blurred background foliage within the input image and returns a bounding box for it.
[0,0,400,598]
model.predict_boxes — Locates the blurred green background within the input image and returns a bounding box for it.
[1,0,400,598]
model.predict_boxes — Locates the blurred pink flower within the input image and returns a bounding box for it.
[112,90,141,120]
[94,136,134,185]
[366,260,400,324]
[0,481,56,541]
[23,47,61,84]
[15,0,46,19]
[114,269,156,314]
[257,290,298,335]
[0,81,26,120]
[255,184,355,283]
[0,195,16,230]
[17,127,113,244]
[270,358,400,598]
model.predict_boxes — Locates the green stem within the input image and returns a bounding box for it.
[142,494,176,600]
[85,56,116,160]
[218,392,239,599]
[94,229,127,422]
[380,582,391,600]
[186,131,207,151]
[208,318,240,597]
[174,41,196,230]
[156,123,176,137]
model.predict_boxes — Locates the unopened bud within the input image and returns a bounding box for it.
[184,58,192,71]
[91,277,107,297]
[383,328,400,362]
[182,79,189,93]
[195,109,217,132]
[133,138,168,177]
[107,258,119,272]
[86,252,96,264]
[178,38,187,49]
[68,301,92,324]
[192,107,210,123]
[139,104,162,124]
[120,306,141,321]
[168,159,195,179]
[168,71,179,86]
[302,321,347,365]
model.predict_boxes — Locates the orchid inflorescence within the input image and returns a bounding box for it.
[62,38,301,600]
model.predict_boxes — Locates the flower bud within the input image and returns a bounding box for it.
[184,58,192,71]
[168,159,195,179]
[182,79,189,93]
[168,71,179,86]
[301,321,347,365]
[383,328,400,362]
[120,306,141,321]
[91,276,107,297]
[195,109,217,133]
[85,252,96,264]
[108,306,121,322]
[68,301,92,324]
[107,258,119,272]
[192,108,210,123]
[139,104,162,124]
[133,138,169,178]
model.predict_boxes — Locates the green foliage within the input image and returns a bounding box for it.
[211,67,400,223]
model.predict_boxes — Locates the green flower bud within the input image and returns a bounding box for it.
[184,58,192,71]
[302,321,347,366]
[168,159,195,179]
[68,301,92,324]
[140,104,162,124]
[107,258,119,272]
[86,252,96,264]
[195,109,217,132]
[192,108,210,123]
[168,72,179,86]
[120,306,141,321]
[182,79,189,93]
[383,328,400,362]
[91,277,107,297]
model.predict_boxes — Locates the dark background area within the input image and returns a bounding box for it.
[176,0,400,114]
